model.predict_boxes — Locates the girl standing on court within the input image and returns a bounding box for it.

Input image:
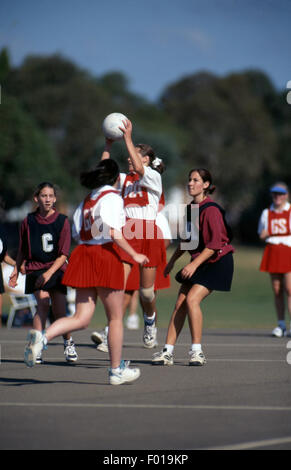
[23,159,148,385]
[9,182,77,363]
[152,168,234,366]
[258,182,291,337]
[102,119,165,349]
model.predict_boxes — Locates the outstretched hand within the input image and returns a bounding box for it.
[120,118,133,140]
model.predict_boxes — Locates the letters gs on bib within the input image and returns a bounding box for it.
[270,218,289,235]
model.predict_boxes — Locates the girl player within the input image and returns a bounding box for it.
[0,224,16,327]
[101,119,165,349]
[152,168,234,366]
[23,159,149,385]
[258,182,291,337]
[9,182,77,363]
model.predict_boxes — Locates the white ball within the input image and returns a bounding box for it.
[102,112,128,140]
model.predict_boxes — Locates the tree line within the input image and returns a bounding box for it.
[1,47,290,244]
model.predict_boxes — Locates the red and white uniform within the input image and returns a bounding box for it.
[62,185,126,290]
[125,190,172,291]
[258,202,291,273]
[118,166,164,268]
[120,166,162,220]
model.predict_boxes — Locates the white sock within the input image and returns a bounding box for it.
[144,312,156,325]
[105,326,109,335]
[164,344,174,354]
[191,343,202,352]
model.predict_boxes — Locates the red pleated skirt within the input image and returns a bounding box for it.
[260,243,291,274]
[119,218,164,267]
[125,240,171,291]
[62,243,124,290]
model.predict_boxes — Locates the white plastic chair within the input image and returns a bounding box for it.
[2,263,37,328]
[7,293,37,328]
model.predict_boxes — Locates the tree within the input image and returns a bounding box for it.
[0,47,10,83]
[0,95,68,209]
[160,71,278,224]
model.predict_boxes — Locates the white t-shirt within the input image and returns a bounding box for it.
[119,166,162,220]
[72,185,125,245]
[258,202,291,247]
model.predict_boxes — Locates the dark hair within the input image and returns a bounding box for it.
[136,143,165,175]
[33,182,57,198]
[188,168,216,194]
[80,159,120,190]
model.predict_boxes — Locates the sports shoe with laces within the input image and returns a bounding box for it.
[64,339,78,363]
[272,326,287,338]
[109,360,141,385]
[91,330,109,352]
[126,313,140,330]
[24,329,44,367]
[143,322,158,349]
[188,350,207,366]
[152,348,174,366]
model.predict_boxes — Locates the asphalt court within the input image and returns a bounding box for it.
[0,327,291,451]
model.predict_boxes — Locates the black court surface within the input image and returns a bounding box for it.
[0,327,291,451]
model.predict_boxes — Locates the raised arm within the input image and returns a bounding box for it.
[121,119,144,176]
[101,138,114,160]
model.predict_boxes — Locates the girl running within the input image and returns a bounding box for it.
[152,168,234,366]
[9,182,77,363]
[23,159,148,385]
[258,182,291,337]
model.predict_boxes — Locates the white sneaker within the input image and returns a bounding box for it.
[24,329,44,367]
[272,326,287,338]
[96,342,108,353]
[109,360,141,385]
[35,352,44,364]
[91,330,108,353]
[143,323,158,349]
[126,313,140,330]
[152,348,174,366]
[188,350,207,366]
[64,339,78,363]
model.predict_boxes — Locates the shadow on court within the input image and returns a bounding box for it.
[0,327,291,450]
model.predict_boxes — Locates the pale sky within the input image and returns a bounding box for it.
[0,0,290,101]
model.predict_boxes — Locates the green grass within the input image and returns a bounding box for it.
[2,245,278,330]
[156,244,276,329]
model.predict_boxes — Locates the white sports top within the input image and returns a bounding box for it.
[258,202,291,247]
[72,185,125,245]
[119,166,162,220]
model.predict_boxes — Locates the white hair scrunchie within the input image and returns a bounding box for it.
[152,157,162,168]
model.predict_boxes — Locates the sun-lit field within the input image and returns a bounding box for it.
[2,245,278,331]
